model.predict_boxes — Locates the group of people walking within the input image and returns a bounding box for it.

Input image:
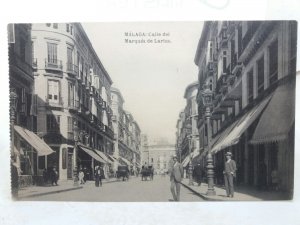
[168,151,237,201]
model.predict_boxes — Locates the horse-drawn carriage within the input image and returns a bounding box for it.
[116,165,129,181]
[141,165,154,181]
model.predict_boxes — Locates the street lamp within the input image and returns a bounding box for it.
[201,85,216,196]
[73,120,79,186]
[10,88,18,159]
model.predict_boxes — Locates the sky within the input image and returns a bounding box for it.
[82,22,203,144]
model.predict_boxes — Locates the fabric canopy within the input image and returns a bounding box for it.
[182,155,191,167]
[14,125,54,156]
[119,157,132,166]
[211,94,272,154]
[95,150,114,164]
[251,81,295,144]
[78,145,106,163]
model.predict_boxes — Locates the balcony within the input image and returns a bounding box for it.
[66,62,78,76]
[104,125,114,139]
[32,58,37,69]
[45,59,63,71]
[68,100,80,112]
[45,96,64,109]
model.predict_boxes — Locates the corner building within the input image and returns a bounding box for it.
[32,23,115,181]
[195,21,296,197]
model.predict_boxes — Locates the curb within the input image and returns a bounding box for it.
[18,186,83,199]
[180,182,223,201]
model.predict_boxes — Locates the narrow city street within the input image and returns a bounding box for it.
[23,176,203,202]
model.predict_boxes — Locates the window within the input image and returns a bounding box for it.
[269,40,278,85]
[67,47,73,70]
[62,148,67,169]
[47,80,60,103]
[46,23,51,27]
[247,69,254,103]
[257,56,264,95]
[68,82,74,107]
[66,24,70,32]
[47,115,60,132]
[47,43,57,64]
[53,23,58,29]
[70,25,73,35]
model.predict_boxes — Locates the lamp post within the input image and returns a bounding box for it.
[73,121,79,186]
[202,86,216,196]
[10,88,18,159]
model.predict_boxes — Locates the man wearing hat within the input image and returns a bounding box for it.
[170,155,184,201]
[223,152,237,197]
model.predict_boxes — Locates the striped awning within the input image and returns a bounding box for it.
[95,150,114,164]
[78,145,106,164]
[251,81,295,144]
[211,94,272,154]
[14,125,54,156]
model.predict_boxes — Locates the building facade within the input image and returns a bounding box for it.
[111,87,141,173]
[31,23,115,180]
[175,81,200,177]
[141,137,176,174]
[195,21,296,196]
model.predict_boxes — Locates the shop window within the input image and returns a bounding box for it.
[38,156,46,170]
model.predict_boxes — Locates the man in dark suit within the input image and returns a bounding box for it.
[170,155,184,201]
[223,152,237,198]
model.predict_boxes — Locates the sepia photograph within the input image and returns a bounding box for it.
[8,21,297,202]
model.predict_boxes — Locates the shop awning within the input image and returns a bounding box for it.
[250,81,295,144]
[95,150,114,164]
[119,157,132,166]
[78,145,106,164]
[14,125,54,156]
[211,94,273,154]
[182,155,191,167]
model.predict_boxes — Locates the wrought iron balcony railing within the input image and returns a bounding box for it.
[45,59,63,71]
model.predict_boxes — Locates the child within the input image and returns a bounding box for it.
[79,170,85,184]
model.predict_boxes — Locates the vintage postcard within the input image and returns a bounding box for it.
[8,21,297,202]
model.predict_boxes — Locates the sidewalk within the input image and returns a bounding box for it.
[18,177,119,200]
[181,178,289,201]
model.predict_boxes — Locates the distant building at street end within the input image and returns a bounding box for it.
[141,136,176,174]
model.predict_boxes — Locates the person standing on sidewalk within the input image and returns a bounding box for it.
[94,165,100,187]
[99,166,105,186]
[170,155,183,201]
[223,152,236,198]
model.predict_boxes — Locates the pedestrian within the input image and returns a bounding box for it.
[79,169,85,184]
[99,166,105,186]
[51,166,58,186]
[94,165,100,187]
[193,163,202,186]
[170,155,184,201]
[223,152,236,198]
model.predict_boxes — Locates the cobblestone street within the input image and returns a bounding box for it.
[22,176,203,202]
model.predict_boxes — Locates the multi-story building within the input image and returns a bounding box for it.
[111,87,141,173]
[31,23,115,181]
[141,137,176,174]
[9,24,55,186]
[175,81,200,177]
[195,21,296,196]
